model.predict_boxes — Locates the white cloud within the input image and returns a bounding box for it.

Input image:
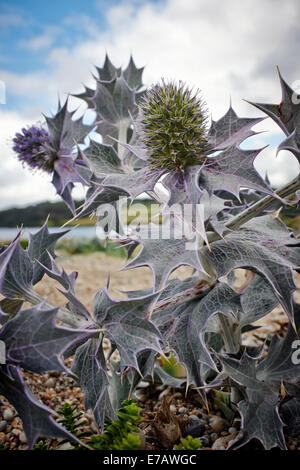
[1,0,300,208]
[20,26,61,52]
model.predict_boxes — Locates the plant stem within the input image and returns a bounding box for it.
[217,313,242,406]
[23,289,89,329]
[217,313,239,354]
[118,119,129,159]
[207,175,300,243]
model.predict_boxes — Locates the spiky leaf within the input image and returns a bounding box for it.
[0,304,92,373]
[93,288,162,372]
[71,337,115,429]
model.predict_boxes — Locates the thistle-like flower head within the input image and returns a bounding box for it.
[12,125,56,173]
[139,80,209,172]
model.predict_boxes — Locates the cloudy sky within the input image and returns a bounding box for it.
[0,0,300,210]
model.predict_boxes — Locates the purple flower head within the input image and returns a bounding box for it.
[12,125,56,173]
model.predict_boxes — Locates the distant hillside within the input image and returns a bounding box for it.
[0,198,157,228]
[0,200,85,227]
[0,195,298,230]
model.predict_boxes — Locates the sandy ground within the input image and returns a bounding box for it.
[34,251,195,310]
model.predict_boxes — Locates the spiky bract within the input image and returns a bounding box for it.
[139,80,208,172]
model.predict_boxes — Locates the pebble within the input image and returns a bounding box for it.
[183,422,205,438]
[210,433,219,443]
[211,437,227,450]
[178,407,188,414]
[228,427,237,434]
[135,390,147,402]
[158,388,170,400]
[45,378,56,388]
[58,442,74,450]
[0,421,7,432]
[210,417,226,433]
[188,415,201,425]
[138,381,149,389]
[3,408,14,421]
[199,436,210,447]
[19,432,27,444]
[190,410,202,417]
[0,432,5,441]
[211,432,237,450]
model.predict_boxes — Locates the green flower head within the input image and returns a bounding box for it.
[139,79,209,172]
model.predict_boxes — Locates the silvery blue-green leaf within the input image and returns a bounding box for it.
[256,323,300,386]
[242,213,300,244]
[28,220,69,285]
[123,56,144,90]
[0,304,92,374]
[80,141,122,176]
[38,254,91,321]
[75,182,127,219]
[248,70,300,164]
[72,183,128,237]
[44,98,94,152]
[92,75,137,125]
[222,322,300,449]
[240,274,279,326]
[160,168,209,242]
[199,189,230,236]
[103,166,164,200]
[95,54,121,82]
[123,233,204,291]
[123,276,200,304]
[152,282,241,387]
[277,130,300,163]
[109,351,156,411]
[0,239,19,293]
[0,365,80,449]
[200,189,228,222]
[166,310,216,387]
[161,165,202,207]
[0,242,33,299]
[96,118,120,145]
[200,227,300,322]
[220,353,286,450]
[109,360,132,414]
[207,105,264,151]
[199,147,274,200]
[93,288,162,372]
[249,69,300,137]
[71,337,115,429]
[73,84,95,109]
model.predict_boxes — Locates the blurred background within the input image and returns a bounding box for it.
[0,0,300,238]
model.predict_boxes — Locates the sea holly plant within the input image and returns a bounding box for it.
[1,54,300,450]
